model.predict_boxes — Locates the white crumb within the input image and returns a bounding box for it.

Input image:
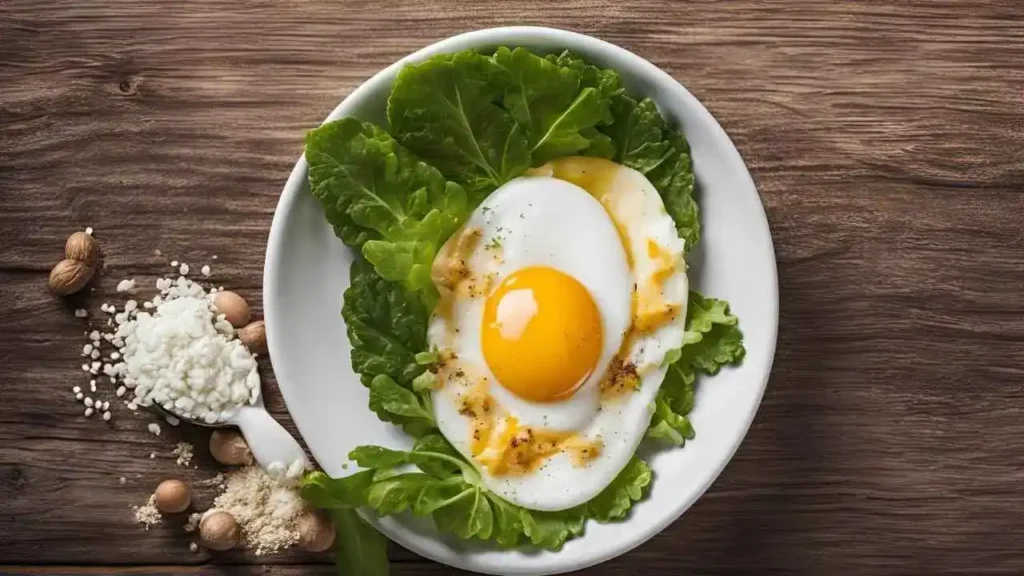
[133,494,161,529]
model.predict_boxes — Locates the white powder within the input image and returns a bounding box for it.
[173,442,194,466]
[133,495,161,529]
[113,276,259,423]
[213,466,307,555]
[69,264,255,428]
[184,512,202,533]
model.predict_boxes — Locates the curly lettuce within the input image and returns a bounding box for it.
[648,292,746,446]
[341,259,435,437]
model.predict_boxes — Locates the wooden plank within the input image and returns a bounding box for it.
[1,0,1023,574]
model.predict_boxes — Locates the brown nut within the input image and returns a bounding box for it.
[200,509,240,551]
[237,320,267,355]
[209,429,253,466]
[297,509,336,552]
[153,479,191,513]
[65,232,99,267]
[213,290,251,328]
[49,259,95,295]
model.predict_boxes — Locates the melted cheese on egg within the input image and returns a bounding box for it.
[452,376,602,476]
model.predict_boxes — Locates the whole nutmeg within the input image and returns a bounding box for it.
[209,429,253,466]
[237,320,267,355]
[297,509,336,552]
[153,479,191,513]
[213,290,250,328]
[49,259,95,295]
[200,509,240,551]
[65,231,99,267]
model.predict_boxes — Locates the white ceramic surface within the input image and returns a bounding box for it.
[264,26,778,576]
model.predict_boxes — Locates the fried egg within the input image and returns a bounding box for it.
[427,157,688,511]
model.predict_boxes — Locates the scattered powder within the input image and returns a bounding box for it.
[147,423,161,436]
[184,512,202,533]
[213,466,307,555]
[189,542,199,553]
[116,279,136,293]
[75,308,88,318]
[119,476,127,485]
[198,473,225,487]
[85,227,94,235]
[173,442,195,466]
[133,495,161,529]
[201,264,211,277]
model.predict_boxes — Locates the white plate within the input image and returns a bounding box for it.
[264,26,778,576]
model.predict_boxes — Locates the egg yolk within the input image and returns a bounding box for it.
[482,267,602,403]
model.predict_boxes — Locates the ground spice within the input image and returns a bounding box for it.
[212,466,307,555]
[133,494,161,529]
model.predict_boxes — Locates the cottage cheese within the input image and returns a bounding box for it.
[111,276,260,423]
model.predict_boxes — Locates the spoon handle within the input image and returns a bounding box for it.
[232,404,309,475]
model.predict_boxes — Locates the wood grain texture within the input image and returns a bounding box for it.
[2,0,1024,574]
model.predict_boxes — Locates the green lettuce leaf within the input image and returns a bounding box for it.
[678,291,745,373]
[647,364,696,446]
[687,322,746,375]
[306,117,469,302]
[367,375,435,437]
[544,50,623,159]
[303,437,652,556]
[411,434,464,479]
[544,50,623,100]
[301,469,376,510]
[342,259,427,388]
[332,508,390,576]
[387,50,531,199]
[342,259,438,435]
[519,507,586,550]
[493,47,615,165]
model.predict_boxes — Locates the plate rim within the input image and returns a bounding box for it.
[264,25,779,575]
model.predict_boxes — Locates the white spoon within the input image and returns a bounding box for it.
[155,391,308,476]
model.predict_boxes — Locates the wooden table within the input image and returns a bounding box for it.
[2,1,1023,574]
